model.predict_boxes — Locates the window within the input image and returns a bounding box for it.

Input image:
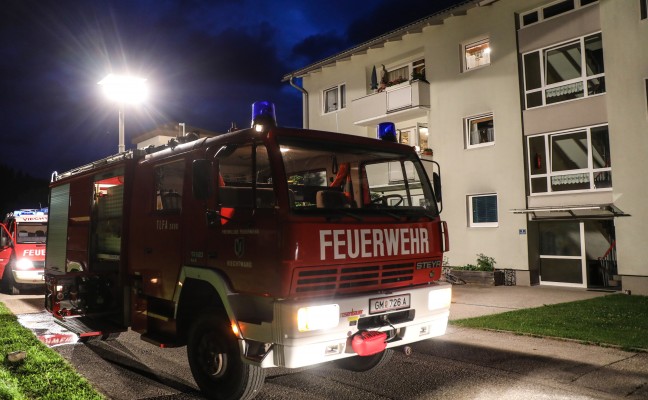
[155,161,185,211]
[219,145,275,209]
[642,0,647,20]
[278,136,437,212]
[398,128,410,145]
[465,113,494,148]
[463,38,490,72]
[543,0,574,19]
[93,169,126,257]
[527,125,611,194]
[380,58,426,89]
[520,1,598,27]
[323,84,346,113]
[418,124,429,152]
[523,32,604,108]
[468,194,498,227]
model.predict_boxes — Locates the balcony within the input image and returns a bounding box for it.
[351,80,430,126]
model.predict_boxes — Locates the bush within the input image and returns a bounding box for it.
[453,253,496,271]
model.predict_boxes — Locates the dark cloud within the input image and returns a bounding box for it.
[1,0,462,180]
[291,31,347,66]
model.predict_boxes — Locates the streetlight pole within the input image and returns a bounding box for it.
[118,102,125,153]
[98,74,147,153]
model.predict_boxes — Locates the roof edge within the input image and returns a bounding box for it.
[281,0,484,82]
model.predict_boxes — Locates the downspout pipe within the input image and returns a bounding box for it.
[289,76,309,129]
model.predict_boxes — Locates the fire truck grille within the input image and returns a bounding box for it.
[293,262,414,295]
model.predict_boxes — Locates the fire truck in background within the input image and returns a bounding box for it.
[45,102,450,400]
[1,208,48,294]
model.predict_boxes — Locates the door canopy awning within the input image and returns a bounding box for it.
[510,204,629,220]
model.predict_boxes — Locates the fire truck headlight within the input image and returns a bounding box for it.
[297,304,339,332]
[428,286,452,311]
[16,258,34,270]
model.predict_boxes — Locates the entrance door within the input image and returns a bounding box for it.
[539,221,586,288]
[585,220,616,288]
[538,220,616,288]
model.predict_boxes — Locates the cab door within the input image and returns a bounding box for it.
[0,223,13,277]
[205,143,282,296]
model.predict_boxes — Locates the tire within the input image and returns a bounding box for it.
[335,349,394,372]
[187,314,266,400]
[1,265,20,295]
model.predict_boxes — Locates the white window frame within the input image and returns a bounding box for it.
[527,124,612,195]
[522,32,605,109]
[464,113,495,149]
[468,193,498,228]
[462,38,490,72]
[323,83,346,114]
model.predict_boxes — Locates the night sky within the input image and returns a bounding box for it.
[2,0,463,180]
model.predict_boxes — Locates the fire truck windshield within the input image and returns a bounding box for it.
[15,223,48,244]
[277,137,438,216]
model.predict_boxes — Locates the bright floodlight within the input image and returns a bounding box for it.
[98,74,148,153]
[98,74,148,104]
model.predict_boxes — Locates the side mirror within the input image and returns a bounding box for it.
[192,159,213,201]
[433,172,442,202]
[0,224,11,248]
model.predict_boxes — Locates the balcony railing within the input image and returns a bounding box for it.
[351,80,430,126]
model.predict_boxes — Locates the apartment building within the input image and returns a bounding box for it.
[282,0,648,294]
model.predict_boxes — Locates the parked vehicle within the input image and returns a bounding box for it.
[45,102,450,400]
[1,208,48,294]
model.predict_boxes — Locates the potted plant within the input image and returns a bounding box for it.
[446,254,504,285]
[410,70,428,83]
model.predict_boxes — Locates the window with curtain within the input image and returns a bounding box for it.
[523,32,605,108]
[527,125,611,194]
[465,113,494,148]
[463,38,490,72]
[323,84,346,114]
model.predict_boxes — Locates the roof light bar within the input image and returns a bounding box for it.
[377,122,397,142]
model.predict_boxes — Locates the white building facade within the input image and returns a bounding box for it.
[283,0,648,295]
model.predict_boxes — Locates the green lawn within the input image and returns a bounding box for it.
[451,294,648,351]
[0,302,104,400]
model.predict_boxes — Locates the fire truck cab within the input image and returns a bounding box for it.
[45,102,450,400]
[1,208,48,294]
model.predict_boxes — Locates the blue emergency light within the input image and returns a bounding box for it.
[251,101,277,131]
[377,122,397,142]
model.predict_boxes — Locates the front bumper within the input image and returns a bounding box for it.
[238,282,451,369]
[14,269,46,285]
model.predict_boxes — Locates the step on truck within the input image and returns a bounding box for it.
[45,102,451,400]
[1,208,48,294]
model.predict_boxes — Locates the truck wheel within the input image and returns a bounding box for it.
[187,314,266,400]
[1,266,20,295]
[335,349,394,372]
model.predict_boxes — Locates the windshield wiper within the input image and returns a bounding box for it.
[367,208,402,221]
[322,209,363,222]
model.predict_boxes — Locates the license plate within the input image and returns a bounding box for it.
[369,294,410,314]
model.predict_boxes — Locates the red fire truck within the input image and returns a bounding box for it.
[1,208,48,294]
[45,102,450,400]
